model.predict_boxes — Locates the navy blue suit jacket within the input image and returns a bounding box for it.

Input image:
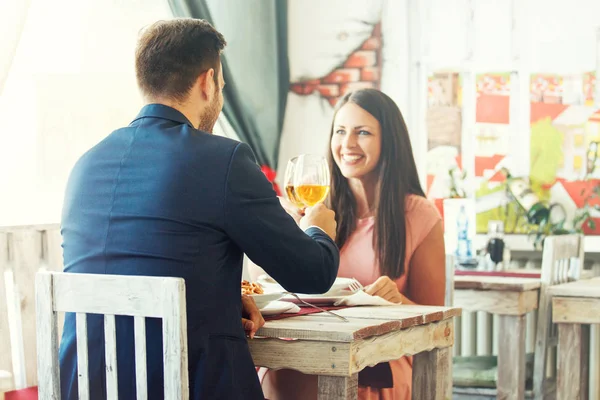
[58,104,339,399]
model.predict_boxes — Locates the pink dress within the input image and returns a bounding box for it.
[337,194,441,400]
[257,194,441,400]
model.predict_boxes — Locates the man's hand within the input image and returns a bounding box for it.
[299,203,337,240]
[241,294,265,339]
[278,196,304,224]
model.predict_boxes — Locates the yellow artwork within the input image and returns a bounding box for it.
[573,155,583,170]
[530,118,564,184]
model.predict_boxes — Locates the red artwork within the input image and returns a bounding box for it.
[289,24,382,107]
[530,74,563,104]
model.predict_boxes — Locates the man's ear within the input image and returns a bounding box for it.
[196,68,215,100]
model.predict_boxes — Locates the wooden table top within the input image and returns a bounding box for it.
[255,305,461,342]
[549,277,600,298]
[454,268,594,292]
[454,275,541,292]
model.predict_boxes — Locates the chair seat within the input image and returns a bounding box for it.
[452,379,556,400]
[453,355,498,388]
[452,353,534,388]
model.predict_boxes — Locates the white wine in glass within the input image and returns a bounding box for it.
[293,154,330,206]
[283,157,305,208]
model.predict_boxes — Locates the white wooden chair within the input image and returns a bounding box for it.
[35,272,189,400]
[532,234,584,400]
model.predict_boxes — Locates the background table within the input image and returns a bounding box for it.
[550,277,600,400]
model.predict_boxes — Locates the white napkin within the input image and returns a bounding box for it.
[284,304,301,313]
[259,301,301,316]
[333,290,397,306]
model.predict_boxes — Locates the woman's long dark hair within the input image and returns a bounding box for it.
[327,89,425,279]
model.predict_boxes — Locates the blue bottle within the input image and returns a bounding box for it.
[456,205,473,261]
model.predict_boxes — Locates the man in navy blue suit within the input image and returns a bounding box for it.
[58,18,339,399]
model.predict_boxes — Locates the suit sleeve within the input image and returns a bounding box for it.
[224,143,339,294]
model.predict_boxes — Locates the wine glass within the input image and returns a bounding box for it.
[293,154,330,206]
[283,157,306,208]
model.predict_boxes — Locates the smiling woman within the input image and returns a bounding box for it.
[329,89,430,282]
[259,89,446,400]
[331,103,382,183]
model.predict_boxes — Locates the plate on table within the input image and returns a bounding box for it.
[257,275,355,296]
[250,292,284,309]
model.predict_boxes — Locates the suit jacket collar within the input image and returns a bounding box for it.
[132,104,195,128]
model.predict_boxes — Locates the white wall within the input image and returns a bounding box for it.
[427,0,600,73]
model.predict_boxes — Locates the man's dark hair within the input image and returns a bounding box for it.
[135,18,226,101]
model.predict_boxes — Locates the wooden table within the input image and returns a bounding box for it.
[248,305,461,400]
[550,277,600,400]
[453,275,540,399]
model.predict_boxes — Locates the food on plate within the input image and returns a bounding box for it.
[241,280,264,295]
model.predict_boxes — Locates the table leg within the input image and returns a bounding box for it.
[412,347,452,400]
[317,374,358,400]
[558,323,590,400]
[497,314,526,400]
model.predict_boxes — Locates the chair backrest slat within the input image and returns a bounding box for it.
[134,316,148,400]
[75,313,90,400]
[36,272,189,400]
[104,314,119,399]
[161,279,188,400]
[35,272,60,400]
[52,273,166,317]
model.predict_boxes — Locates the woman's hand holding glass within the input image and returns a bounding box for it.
[281,154,331,219]
[292,154,330,207]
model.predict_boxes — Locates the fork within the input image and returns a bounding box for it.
[282,292,349,322]
[348,278,364,293]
